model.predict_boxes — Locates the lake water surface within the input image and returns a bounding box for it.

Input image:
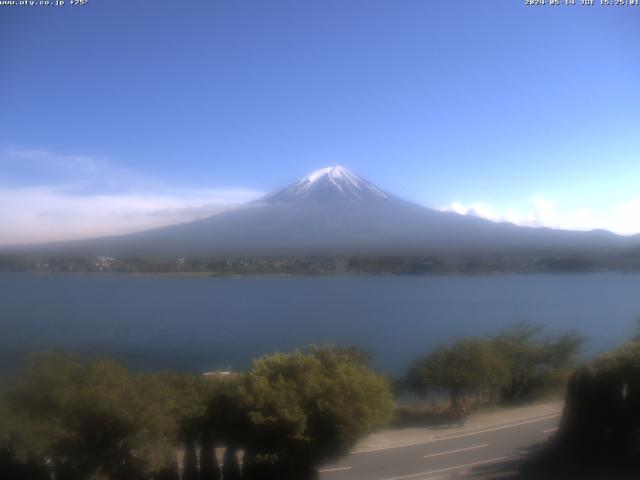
[1,272,639,374]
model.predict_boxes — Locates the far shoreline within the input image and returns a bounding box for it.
[1,269,639,279]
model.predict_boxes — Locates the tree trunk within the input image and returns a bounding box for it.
[183,436,199,480]
[240,448,255,480]
[222,445,241,480]
[199,434,220,480]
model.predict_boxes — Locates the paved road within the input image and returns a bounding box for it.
[319,411,561,480]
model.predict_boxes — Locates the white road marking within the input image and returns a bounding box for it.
[423,443,489,458]
[543,427,558,433]
[319,466,353,473]
[381,456,510,480]
[352,413,561,454]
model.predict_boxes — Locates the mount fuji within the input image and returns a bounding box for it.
[13,166,636,257]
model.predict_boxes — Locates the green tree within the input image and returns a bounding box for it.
[408,338,510,408]
[148,373,207,480]
[1,353,192,480]
[241,345,394,478]
[201,374,249,442]
[493,323,582,402]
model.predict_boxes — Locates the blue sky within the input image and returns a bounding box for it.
[1,1,640,244]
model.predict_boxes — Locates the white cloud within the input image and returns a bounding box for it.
[441,197,640,236]
[610,199,640,235]
[0,186,263,246]
[0,149,263,245]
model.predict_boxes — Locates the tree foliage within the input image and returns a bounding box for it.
[407,324,583,407]
[493,323,582,402]
[408,338,510,406]
[230,345,394,477]
[0,353,204,479]
[0,346,394,479]
[199,345,394,478]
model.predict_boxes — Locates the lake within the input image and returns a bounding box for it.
[1,272,639,375]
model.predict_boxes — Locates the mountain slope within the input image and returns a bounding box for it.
[9,166,638,257]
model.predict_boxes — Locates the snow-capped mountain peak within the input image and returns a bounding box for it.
[307,165,350,182]
[263,165,389,203]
